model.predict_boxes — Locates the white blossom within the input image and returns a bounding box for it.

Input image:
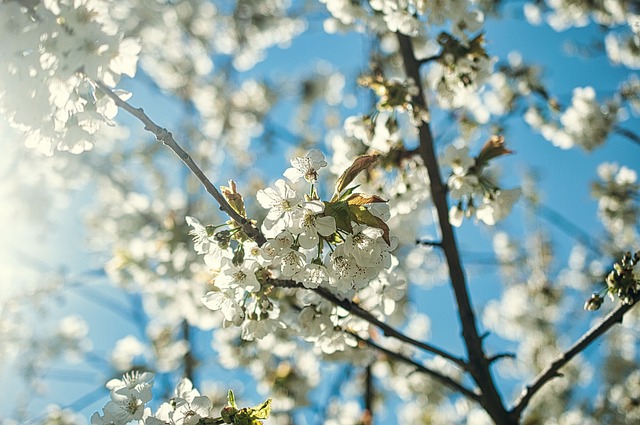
[283,149,327,183]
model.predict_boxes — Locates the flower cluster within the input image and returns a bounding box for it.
[320,0,484,40]
[92,373,271,425]
[523,0,634,31]
[605,29,640,70]
[621,74,640,115]
[430,32,494,111]
[0,1,140,156]
[442,136,521,226]
[524,86,620,151]
[585,251,640,310]
[188,150,399,348]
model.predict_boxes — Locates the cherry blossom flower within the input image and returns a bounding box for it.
[442,145,476,176]
[202,288,244,323]
[343,225,383,267]
[291,200,337,249]
[215,259,261,292]
[294,263,330,289]
[102,372,153,424]
[257,179,301,233]
[241,317,286,341]
[186,216,213,254]
[283,149,327,183]
[276,248,307,278]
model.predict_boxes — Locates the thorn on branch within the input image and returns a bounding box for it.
[480,331,491,340]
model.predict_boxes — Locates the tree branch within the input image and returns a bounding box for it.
[94,81,266,246]
[510,295,640,418]
[396,34,512,424]
[273,279,467,368]
[351,332,480,402]
[533,201,602,256]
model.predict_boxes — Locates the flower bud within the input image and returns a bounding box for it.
[584,294,603,311]
[215,230,232,249]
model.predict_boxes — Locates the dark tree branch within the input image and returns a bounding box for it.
[351,332,480,402]
[511,295,640,418]
[396,34,513,424]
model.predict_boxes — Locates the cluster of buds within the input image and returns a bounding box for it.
[606,251,640,305]
[585,251,640,311]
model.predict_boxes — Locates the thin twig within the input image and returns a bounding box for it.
[418,54,441,66]
[487,352,516,364]
[351,333,480,402]
[510,295,640,417]
[415,239,443,247]
[534,201,602,256]
[94,81,266,246]
[615,127,640,147]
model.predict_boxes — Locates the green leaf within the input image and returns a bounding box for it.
[324,200,353,234]
[332,154,379,201]
[338,185,360,201]
[227,390,237,409]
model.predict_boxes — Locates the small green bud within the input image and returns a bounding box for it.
[215,230,232,249]
[205,224,217,237]
[584,294,603,311]
[232,245,245,266]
